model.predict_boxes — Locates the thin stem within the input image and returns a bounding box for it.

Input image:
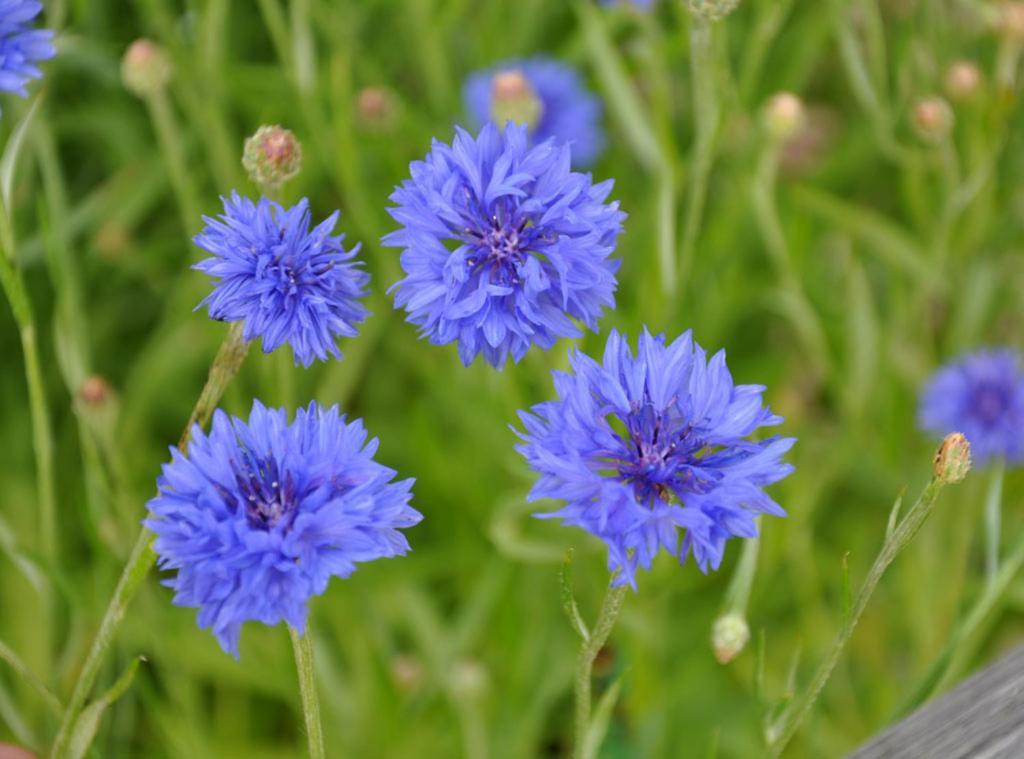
[574,581,628,759]
[723,517,761,616]
[677,16,720,293]
[767,478,949,756]
[0,206,57,567]
[984,460,1006,586]
[49,322,249,758]
[145,88,202,234]
[289,625,325,759]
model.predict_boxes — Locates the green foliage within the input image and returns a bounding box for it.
[0,0,1022,756]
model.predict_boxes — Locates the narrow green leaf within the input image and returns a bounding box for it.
[1,94,43,210]
[573,1,662,172]
[561,549,590,642]
[67,657,144,759]
[841,552,852,627]
[581,673,624,759]
[791,184,931,281]
[885,492,905,542]
[0,638,62,716]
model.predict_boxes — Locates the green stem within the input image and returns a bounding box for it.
[289,625,325,759]
[984,460,1006,586]
[724,518,761,616]
[0,205,57,567]
[677,16,720,293]
[49,322,249,759]
[767,478,949,756]
[145,88,202,233]
[574,580,628,759]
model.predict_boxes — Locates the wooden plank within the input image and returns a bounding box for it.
[849,646,1024,758]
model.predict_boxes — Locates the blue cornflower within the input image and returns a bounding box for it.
[194,193,369,367]
[463,57,605,168]
[0,0,55,100]
[146,401,421,657]
[383,122,625,369]
[516,329,795,587]
[919,349,1024,467]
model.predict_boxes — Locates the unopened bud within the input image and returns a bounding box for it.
[711,612,750,664]
[763,92,806,141]
[0,744,37,759]
[490,70,544,131]
[911,96,954,143]
[996,2,1024,41]
[934,433,971,484]
[945,60,983,102]
[449,658,488,698]
[79,376,112,407]
[242,125,302,190]
[357,86,396,130]
[685,0,741,21]
[389,654,425,693]
[121,39,172,97]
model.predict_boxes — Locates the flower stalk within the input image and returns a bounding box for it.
[50,322,249,758]
[766,445,966,756]
[573,579,628,759]
[289,625,325,759]
[984,459,1006,585]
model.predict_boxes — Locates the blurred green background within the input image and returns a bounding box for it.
[1,0,1023,756]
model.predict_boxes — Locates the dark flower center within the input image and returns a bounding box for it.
[603,401,719,505]
[462,214,537,285]
[974,382,1010,424]
[229,452,299,531]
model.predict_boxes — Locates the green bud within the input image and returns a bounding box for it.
[911,96,954,144]
[763,92,806,142]
[121,39,172,97]
[490,70,544,131]
[945,60,983,102]
[934,433,972,484]
[242,125,302,190]
[711,612,750,664]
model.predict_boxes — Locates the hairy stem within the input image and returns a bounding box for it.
[767,477,949,756]
[49,322,249,758]
[574,581,628,759]
[289,625,325,759]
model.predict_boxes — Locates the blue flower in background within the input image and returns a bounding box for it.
[516,329,794,587]
[919,349,1024,467]
[194,193,369,367]
[146,401,421,657]
[463,57,605,168]
[0,0,55,99]
[384,122,625,369]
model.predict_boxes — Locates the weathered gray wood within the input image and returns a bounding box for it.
[849,646,1024,758]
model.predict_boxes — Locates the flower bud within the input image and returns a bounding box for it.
[996,2,1024,42]
[449,658,488,699]
[242,125,302,190]
[0,744,37,759]
[389,653,425,693]
[121,39,172,97]
[934,432,971,484]
[357,86,396,130]
[763,92,806,142]
[78,376,113,407]
[944,60,983,102]
[685,0,741,21]
[711,612,750,664]
[490,70,544,131]
[911,96,954,143]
